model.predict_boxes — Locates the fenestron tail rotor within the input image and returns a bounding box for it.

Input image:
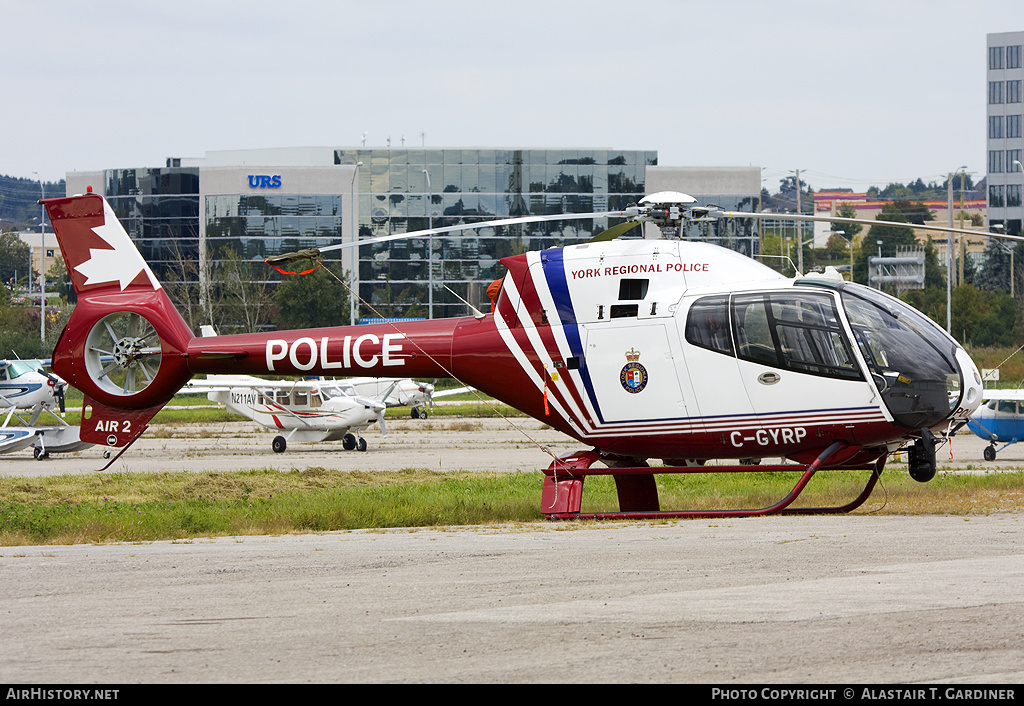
[84,311,163,397]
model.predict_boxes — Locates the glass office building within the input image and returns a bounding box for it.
[101,165,201,278]
[333,148,656,319]
[68,148,761,327]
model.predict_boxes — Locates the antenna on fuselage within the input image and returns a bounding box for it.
[444,285,487,320]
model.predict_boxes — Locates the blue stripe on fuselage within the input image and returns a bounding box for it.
[540,249,604,423]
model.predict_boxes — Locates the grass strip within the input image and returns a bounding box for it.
[1,468,1022,546]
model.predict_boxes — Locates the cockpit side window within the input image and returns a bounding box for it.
[685,295,733,355]
[685,292,861,382]
[732,297,779,366]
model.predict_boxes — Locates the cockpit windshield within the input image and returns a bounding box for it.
[320,385,356,400]
[6,361,38,378]
[840,286,961,429]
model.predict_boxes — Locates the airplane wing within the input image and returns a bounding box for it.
[0,401,93,457]
[182,375,323,394]
[981,389,1024,401]
[433,386,475,398]
[0,359,53,370]
[0,428,36,454]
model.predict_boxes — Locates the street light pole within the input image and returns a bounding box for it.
[423,169,433,319]
[947,165,967,334]
[793,169,804,275]
[349,161,362,326]
[33,172,45,342]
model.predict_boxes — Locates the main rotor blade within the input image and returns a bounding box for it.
[316,209,630,254]
[716,210,1020,242]
[589,220,642,242]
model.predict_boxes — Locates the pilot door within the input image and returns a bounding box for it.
[729,291,876,426]
[679,291,878,448]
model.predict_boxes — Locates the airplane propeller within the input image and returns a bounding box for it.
[424,382,434,414]
[37,368,66,414]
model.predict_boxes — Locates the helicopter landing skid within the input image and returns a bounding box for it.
[541,441,885,520]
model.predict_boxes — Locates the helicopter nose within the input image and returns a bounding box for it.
[952,347,983,422]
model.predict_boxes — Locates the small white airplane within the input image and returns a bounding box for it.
[344,377,435,417]
[184,374,392,453]
[965,389,1024,461]
[0,359,91,459]
[340,378,484,418]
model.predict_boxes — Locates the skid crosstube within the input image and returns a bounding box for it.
[541,441,886,520]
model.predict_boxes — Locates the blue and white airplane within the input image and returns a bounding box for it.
[966,390,1024,461]
[0,359,91,459]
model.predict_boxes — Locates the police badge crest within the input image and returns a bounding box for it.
[619,348,648,394]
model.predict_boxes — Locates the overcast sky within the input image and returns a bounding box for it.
[3,0,1019,194]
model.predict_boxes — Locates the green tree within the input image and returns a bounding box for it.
[916,237,944,290]
[831,203,862,243]
[852,203,919,285]
[950,284,1018,347]
[272,263,350,330]
[889,200,934,225]
[210,247,277,334]
[47,254,71,302]
[0,286,47,359]
[976,239,1015,293]
[0,231,31,287]
[161,240,203,334]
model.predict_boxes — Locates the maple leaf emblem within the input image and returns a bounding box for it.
[73,200,161,291]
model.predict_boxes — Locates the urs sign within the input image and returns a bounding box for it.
[248,175,282,188]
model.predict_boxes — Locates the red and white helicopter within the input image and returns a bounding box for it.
[41,189,986,518]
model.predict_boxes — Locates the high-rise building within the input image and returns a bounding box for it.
[987,31,1024,235]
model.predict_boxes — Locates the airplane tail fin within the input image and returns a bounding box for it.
[42,191,195,453]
